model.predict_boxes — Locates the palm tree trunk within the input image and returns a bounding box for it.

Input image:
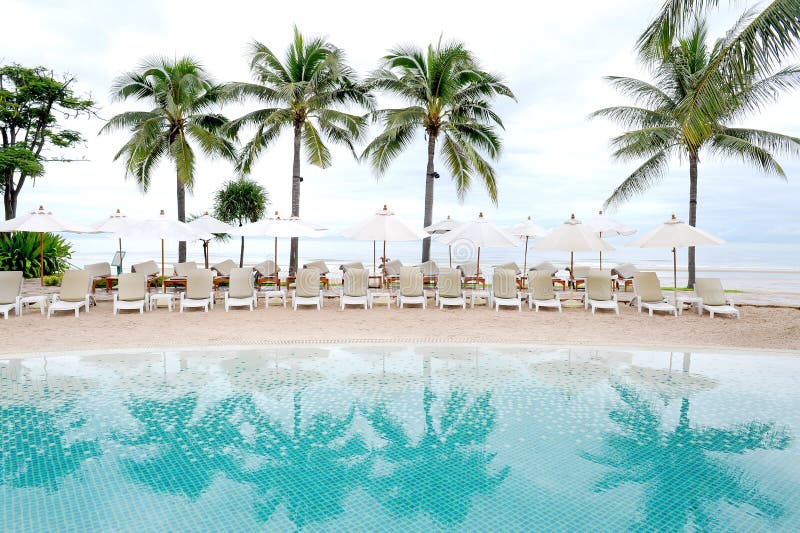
[687,151,698,288]
[290,123,302,275]
[422,133,437,262]
[177,172,186,263]
[3,169,16,220]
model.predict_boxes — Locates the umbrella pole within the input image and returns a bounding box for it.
[373,240,376,274]
[40,232,44,287]
[477,247,481,276]
[274,237,278,271]
[672,246,677,305]
[203,240,209,269]
[383,240,387,287]
[523,236,529,273]
[119,237,124,272]
[161,239,166,293]
[448,245,452,269]
[599,231,603,270]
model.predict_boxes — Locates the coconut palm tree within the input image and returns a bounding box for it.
[226,27,373,274]
[100,56,237,263]
[362,40,515,262]
[213,177,269,266]
[591,20,800,286]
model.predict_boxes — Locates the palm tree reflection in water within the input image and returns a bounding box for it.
[584,384,791,530]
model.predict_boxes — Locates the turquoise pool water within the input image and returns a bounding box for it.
[2,345,799,531]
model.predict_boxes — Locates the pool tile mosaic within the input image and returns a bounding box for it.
[1,346,799,531]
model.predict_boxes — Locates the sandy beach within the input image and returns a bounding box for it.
[3,281,799,356]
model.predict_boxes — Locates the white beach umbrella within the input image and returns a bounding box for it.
[118,210,212,293]
[0,205,102,286]
[187,212,237,268]
[586,210,637,269]
[626,214,724,299]
[532,214,615,280]
[239,212,327,274]
[437,212,518,274]
[341,205,428,275]
[510,215,548,273]
[91,208,143,273]
[424,215,463,268]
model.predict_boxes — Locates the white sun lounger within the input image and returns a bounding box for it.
[293,268,323,310]
[528,270,562,312]
[493,268,522,311]
[398,266,426,308]
[179,269,215,312]
[0,271,23,319]
[633,272,677,317]
[224,268,257,311]
[585,270,619,315]
[48,270,93,318]
[341,268,369,309]
[436,270,466,309]
[695,278,740,319]
[113,272,149,314]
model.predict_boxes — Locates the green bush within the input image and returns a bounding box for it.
[43,273,63,286]
[0,231,73,278]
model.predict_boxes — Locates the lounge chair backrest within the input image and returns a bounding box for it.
[385,260,403,276]
[438,270,462,298]
[303,260,329,275]
[573,265,591,278]
[634,272,664,303]
[399,266,423,297]
[498,262,521,275]
[493,269,518,299]
[254,260,278,277]
[174,261,198,277]
[695,278,726,306]
[132,260,159,277]
[587,270,612,301]
[343,268,368,297]
[530,270,555,301]
[59,270,92,302]
[84,262,112,277]
[117,273,146,302]
[211,259,236,276]
[420,260,439,277]
[458,262,479,277]
[0,271,23,304]
[340,262,365,273]
[612,263,638,279]
[296,268,321,298]
[186,269,213,300]
[228,268,254,299]
[530,261,557,276]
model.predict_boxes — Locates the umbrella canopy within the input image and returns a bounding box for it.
[91,208,142,273]
[187,212,237,268]
[341,205,428,275]
[437,212,518,274]
[0,205,102,286]
[532,214,614,279]
[239,212,327,274]
[627,214,724,297]
[118,210,212,292]
[424,216,463,268]
[586,210,636,269]
[510,215,548,273]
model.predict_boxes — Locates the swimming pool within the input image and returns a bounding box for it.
[2,345,798,531]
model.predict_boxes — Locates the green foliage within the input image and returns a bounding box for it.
[362,40,515,203]
[226,26,374,174]
[213,177,269,226]
[0,64,95,216]
[0,232,73,278]
[43,273,63,286]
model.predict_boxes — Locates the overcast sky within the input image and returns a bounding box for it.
[3,0,799,244]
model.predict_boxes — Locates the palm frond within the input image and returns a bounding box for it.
[302,120,332,168]
[170,131,196,189]
[722,128,800,157]
[604,150,671,209]
[589,106,672,129]
[361,124,417,176]
[609,127,679,162]
[708,133,787,178]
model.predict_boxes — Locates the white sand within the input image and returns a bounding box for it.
[3,289,799,356]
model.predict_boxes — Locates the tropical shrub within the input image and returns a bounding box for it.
[0,231,73,278]
[43,273,63,286]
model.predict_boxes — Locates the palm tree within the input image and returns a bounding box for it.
[226,27,373,274]
[100,56,237,263]
[583,384,791,530]
[213,177,268,266]
[591,20,800,286]
[362,40,515,262]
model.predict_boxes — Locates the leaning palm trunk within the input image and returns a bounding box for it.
[177,173,187,263]
[688,152,699,288]
[290,123,302,275]
[422,134,437,262]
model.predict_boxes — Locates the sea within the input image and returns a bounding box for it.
[66,234,799,293]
